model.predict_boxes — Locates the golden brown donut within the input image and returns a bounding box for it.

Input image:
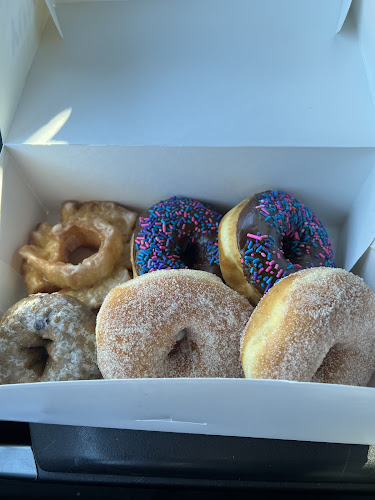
[21,222,60,294]
[96,269,253,378]
[19,217,123,290]
[60,267,131,310]
[0,294,101,384]
[241,267,375,386]
[61,200,138,270]
[20,200,138,307]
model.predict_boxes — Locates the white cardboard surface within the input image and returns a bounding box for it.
[6,0,375,147]
[342,166,375,271]
[353,0,375,107]
[352,239,375,293]
[2,378,375,445]
[0,148,47,312]
[0,0,48,141]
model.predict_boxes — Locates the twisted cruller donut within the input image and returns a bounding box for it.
[0,294,101,384]
[96,269,253,378]
[219,190,335,305]
[241,268,375,386]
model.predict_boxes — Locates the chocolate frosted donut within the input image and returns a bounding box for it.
[219,190,335,305]
[132,196,223,277]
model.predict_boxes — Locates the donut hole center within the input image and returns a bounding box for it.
[180,242,200,269]
[23,339,53,376]
[281,234,302,262]
[168,329,188,358]
[68,247,97,265]
[60,227,101,264]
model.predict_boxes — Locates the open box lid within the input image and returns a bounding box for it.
[1,0,375,147]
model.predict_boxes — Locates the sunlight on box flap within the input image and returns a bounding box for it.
[0,0,49,142]
[25,108,71,145]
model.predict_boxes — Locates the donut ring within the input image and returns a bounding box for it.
[219,190,335,305]
[61,200,138,270]
[96,269,253,378]
[241,268,375,386]
[21,222,60,294]
[0,294,101,384]
[60,267,131,310]
[19,217,123,290]
[132,196,223,277]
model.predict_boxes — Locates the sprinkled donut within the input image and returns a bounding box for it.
[219,190,335,305]
[96,269,253,378]
[0,294,101,384]
[131,197,223,277]
[241,268,375,386]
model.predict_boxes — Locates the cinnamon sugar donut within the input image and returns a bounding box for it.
[0,294,101,384]
[96,269,253,378]
[241,268,375,386]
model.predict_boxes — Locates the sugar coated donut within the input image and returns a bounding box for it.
[132,197,223,277]
[241,268,375,386]
[219,190,335,305]
[96,269,253,378]
[0,294,101,384]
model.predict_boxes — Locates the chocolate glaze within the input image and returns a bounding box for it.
[133,197,223,278]
[237,190,335,295]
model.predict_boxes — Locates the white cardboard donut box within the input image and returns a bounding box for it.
[0,0,375,445]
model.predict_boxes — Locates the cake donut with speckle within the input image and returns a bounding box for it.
[131,196,223,277]
[0,294,101,384]
[219,190,335,305]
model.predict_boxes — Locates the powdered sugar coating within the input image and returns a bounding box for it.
[0,294,101,384]
[241,268,375,386]
[96,269,253,378]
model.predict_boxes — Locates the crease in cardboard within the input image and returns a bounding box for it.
[45,0,64,38]
[135,417,208,427]
[352,0,375,113]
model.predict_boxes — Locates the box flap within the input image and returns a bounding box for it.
[342,166,375,271]
[0,0,49,141]
[7,0,375,148]
[353,0,375,110]
[336,0,353,32]
[1,379,375,445]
